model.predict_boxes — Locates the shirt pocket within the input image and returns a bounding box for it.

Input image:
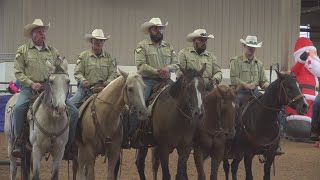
[146,51,157,66]
[87,59,97,73]
[241,63,251,81]
[100,60,109,78]
[162,49,172,65]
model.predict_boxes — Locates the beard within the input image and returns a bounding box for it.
[195,44,206,54]
[150,33,163,43]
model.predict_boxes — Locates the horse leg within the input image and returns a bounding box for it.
[193,146,205,180]
[151,147,160,180]
[176,146,192,180]
[223,159,230,180]
[263,154,275,180]
[243,153,254,180]
[107,144,121,180]
[210,140,225,180]
[77,144,95,180]
[114,157,120,179]
[51,147,64,180]
[31,146,42,180]
[135,147,148,180]
[8,141,17,180]
[159,146,171,180]
[72,158,78,180]
[231,156,243,180]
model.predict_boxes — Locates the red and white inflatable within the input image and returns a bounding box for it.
[285,37,320,138]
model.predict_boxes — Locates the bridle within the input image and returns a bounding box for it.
[251,79,304,111]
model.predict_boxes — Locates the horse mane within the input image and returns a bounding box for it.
[169,68,202,98]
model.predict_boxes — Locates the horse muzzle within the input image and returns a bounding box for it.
[192,105,204,119]
[296,101,309,115]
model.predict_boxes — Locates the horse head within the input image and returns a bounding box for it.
[119,69,149,120]
[216,85,238,140]
[44,56,70,115]
[170,64,206,119]
[274,70,309,115]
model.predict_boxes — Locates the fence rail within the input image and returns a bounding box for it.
[0,53,15,63]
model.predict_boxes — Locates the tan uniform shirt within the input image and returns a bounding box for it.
[135,39,179,79]
[14,41,60,87]
[74,49,117,85]
[230,54,268,88]
[177,47,222,89]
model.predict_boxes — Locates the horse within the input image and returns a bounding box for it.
[223,70,309,180]
[135,64,206,180]
[5,57,70,180]
[193,85,238,180]
[76,69,149,180]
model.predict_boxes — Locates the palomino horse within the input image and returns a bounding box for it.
[136,64,206,180]
[223,71,309,180]
[193,85,238,180]
[5,57,70,180]
[76,70,148,180]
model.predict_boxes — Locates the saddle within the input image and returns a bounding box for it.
[129,79,173,149]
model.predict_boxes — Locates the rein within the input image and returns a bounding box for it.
[250,80,304,111]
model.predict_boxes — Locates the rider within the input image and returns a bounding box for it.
[129,18,179,147]
[135,17,179,101]
[229,35,284,155]
[70,29,117,108]
[12,19,78,158]
[176,29,222,91]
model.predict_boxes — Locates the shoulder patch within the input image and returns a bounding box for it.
[135,46,142,53]
[112,58,117,67]
[76,59,81,65]
[172,51,176,56]
[15,53,21,59]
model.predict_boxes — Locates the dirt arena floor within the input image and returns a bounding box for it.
[1,133,320,180]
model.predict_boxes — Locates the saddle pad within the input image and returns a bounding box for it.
[147,85,169,113]
[79,94,97,120]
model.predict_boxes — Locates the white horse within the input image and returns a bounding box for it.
[5,57,70,180]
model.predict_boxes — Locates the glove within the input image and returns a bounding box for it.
[300,51,309,61]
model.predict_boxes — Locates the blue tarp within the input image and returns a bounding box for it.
[0,95,13,132]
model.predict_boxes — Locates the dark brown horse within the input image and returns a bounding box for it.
[223,71,309,180]
[193,85,238,180]
[135,64,206,180]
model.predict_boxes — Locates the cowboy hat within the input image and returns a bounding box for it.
[240,35,262,48]
[84,29,111,42]
[186,29,214,42]
[140,18,168,34]
[24,19,50,38]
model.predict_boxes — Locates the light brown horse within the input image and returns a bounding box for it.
[136,64,206,180]
[193,85,238,180]
[76,70,148,180]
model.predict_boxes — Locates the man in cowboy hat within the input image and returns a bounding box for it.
[229,35,283,155]
[135,17,179,101]
[230,35,269,103]
[12,19,78,158]
[177,29,222,91]
[71,29,117,108]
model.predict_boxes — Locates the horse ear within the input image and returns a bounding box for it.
[118,68,128,79]
[46,60,55,73]
[275,69,283,79]
[178,64,186,75]
[199,63,206,76]
[61,57,68,72]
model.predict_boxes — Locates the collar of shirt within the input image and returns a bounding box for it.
[190,47,209,56]
[242,54,257,64]
[89,49,106,58]
[147,38,167,47]
[28,41,49,51]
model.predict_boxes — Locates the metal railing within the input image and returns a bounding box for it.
[0,53,15,63]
